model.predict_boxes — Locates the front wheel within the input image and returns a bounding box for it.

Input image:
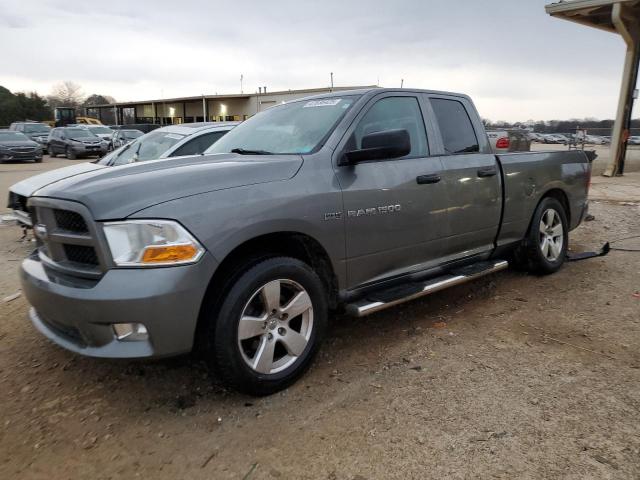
[66,147,76,160]
[205,257,327,396]
[517,197,568,275]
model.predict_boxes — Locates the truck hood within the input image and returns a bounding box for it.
[34,153,303,220]
[10,162,105,197]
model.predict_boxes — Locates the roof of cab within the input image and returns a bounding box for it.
[292,87,472,103]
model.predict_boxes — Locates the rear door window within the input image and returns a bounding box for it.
[430,98,479,154]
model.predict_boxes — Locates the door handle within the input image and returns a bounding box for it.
[477,166,497,178]
[416,174,441,185]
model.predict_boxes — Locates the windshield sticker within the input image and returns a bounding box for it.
[164,133,184,140]
[303,99,342,108]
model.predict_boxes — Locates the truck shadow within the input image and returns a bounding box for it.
[40,269,521,419]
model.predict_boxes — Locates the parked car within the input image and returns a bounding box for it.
[47,127,108,159]
[486,130,530,154]
[78,125,115,142]
[543,134,567,144]
[0,130,43,163]
[527,132,544,142]
[585,135,606,145]
[14,88,592,396]
[9,122,51,153]
[629,136,640,145]
[97,122,239,166]
[7,122,237,228]
[486,130,510,154]
[108,129,143,150]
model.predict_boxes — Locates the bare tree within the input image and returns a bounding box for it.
[47,81,86,109]
[83,94,116,106]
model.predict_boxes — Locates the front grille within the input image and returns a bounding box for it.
[63,245,99,266]
[29,199,106,278]
[10,147,36,153]
[54,209,88,233]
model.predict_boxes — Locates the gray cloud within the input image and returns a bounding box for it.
[0,0,633,121]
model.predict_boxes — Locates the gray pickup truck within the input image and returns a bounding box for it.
[17,88,592,395]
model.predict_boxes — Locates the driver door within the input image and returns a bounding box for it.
[334,93,449,289]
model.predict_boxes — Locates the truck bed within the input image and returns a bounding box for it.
[495,149,592,248]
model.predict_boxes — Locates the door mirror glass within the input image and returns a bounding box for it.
[343,129,411,164]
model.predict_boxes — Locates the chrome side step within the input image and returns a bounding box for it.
[346,260,508,317]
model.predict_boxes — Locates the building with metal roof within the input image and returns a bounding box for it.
[86,86,376,128]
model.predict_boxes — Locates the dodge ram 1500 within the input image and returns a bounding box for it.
[16,88,592,395]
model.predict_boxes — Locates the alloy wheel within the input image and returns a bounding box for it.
[539,208,564,261]
[237,279,314,374]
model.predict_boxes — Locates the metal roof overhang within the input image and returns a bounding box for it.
[546,0,640,176]
[546,0,640,33]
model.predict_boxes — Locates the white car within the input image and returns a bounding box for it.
[584,135,605,145]
[8,122,239,228]
[99,122,240,166]
[628,136,640,145]
[543,134,567,144]
[108,129,144,151]
[74,124,115,142]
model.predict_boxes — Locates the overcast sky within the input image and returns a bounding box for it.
[0,0,636,122]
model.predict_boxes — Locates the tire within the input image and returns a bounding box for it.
[517,197,568,275]
[66,147,76,160]
[49,148,56,158]
[205,256,328,396]
[35,157,43,163]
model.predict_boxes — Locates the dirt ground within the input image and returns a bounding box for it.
[1,162,640,479]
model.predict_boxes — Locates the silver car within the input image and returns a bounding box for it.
[108,129,144,151]
[98,122,239,166]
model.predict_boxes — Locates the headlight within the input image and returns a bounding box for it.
[102,220,204,267]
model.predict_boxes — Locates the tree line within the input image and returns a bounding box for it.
[0,81,116,126]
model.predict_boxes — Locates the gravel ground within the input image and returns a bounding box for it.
[1,160,639,479]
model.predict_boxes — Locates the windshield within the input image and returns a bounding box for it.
[23,124,50,134]
[89,126,113,134]
[65,128,97,139]
[206,96,357,155]
[0,132,30,142]
[99,130,185,166]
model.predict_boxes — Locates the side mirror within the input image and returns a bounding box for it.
[60,135,66,140]
[341,129,411,165]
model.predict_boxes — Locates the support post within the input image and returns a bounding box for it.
[604,2,640,176]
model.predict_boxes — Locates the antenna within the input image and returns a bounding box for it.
[330,72,334,91]
[400,79,404,88]
[240,74,243,94]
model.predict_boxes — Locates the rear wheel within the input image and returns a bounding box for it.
[205,257,327,396]
[49,147,56,158]
[66,147,76,160]
[517,197,568,275]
